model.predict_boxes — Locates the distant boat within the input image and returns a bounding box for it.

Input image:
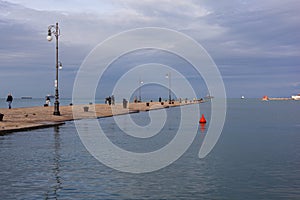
[241,96,245,99]
[291,94,300,100]
[21,96,32,99]
[205,94,214,99]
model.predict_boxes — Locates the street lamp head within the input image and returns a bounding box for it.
[47,29,52,41]
[47,35,53,41]
[58,61,63,69]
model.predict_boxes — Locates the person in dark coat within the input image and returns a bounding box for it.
[111,95,115,105]
[6,93,13,109]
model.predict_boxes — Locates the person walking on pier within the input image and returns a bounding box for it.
[6,93,13,109]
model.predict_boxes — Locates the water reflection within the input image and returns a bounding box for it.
[45,126,62,199]
[199,123,206,133]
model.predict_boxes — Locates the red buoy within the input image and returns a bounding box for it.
[199,114,207,124]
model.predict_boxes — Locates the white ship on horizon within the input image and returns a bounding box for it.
[291,94,300,100]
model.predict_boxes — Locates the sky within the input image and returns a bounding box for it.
[0,0,299,99]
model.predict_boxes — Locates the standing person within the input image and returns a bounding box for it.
[46,96,51,106]
[6,93,13,109]
[111,95,115,105]
[108,96,111,105]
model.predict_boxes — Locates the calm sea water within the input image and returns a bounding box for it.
[0,99,299,199]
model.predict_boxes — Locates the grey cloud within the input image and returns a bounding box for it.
[201,0,300,57]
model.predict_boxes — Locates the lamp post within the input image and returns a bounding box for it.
[139,77,143,102]
[47,22,61,116]
[166,72,171,103]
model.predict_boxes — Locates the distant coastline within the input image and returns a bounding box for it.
[21,96,32,99]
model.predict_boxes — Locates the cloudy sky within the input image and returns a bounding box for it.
[0,0,299,99]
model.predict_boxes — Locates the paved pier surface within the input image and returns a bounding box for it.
[0,101,197,134]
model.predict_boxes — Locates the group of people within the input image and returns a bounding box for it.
[105,95,115,105]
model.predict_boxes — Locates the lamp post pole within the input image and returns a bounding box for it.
[166,72,171,103]
[48,22,61,116]
[139,77,143,102]
[169,72,171,103]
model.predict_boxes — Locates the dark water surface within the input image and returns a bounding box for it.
[0,99,299,199]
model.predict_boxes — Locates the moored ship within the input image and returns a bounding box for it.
[291,94,300,100]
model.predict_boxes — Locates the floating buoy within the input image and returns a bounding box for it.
[199,114,206,124]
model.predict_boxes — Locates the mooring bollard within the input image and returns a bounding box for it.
[123,99,128,108]
[83,106,89,112]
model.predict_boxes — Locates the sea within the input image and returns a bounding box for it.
[0,99,299,199]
